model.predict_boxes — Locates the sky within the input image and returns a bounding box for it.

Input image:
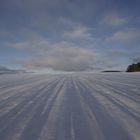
[0,0,140,72]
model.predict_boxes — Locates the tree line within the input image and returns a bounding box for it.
[126,62,140,72]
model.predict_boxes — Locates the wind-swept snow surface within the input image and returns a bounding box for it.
[0,73,140,140]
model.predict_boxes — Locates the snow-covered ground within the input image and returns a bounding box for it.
[0,73,140,140]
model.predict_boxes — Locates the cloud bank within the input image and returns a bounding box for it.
[0,0,140,71]
[12,40,97,71]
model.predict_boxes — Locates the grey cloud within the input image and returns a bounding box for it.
[1,0,131,31]
[132,57,140,63]
[63,26,93,41]
[12,40,97,71]
[1,0,140,71]
[1,0,140,30]
[24,47,96,71]
[0,28,44,43]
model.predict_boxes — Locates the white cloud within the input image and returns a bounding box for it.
[106,17,127,26]
[6,20,100,71]
[106,29,140,46]
[63,26,93,41]
[11,40,97,71]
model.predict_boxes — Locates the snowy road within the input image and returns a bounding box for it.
[0,73,140,140]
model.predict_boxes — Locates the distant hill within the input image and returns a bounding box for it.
[0,66,9,71]
[126,63,140,72]
[0,66,26,74]
[102,70,121,73]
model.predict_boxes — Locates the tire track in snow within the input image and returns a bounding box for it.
[0,73,139,140]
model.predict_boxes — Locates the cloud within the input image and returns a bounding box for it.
[102,15,128,26]
[106,29,140,46]
[3,19,100,71]
[63,26,93,41]
[11,40,97,71]
[1,0,140,71]
[24,48,96,71]
[132,57,140,63]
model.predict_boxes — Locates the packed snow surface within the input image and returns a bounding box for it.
[0,73,140,140]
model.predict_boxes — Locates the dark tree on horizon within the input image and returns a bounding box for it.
[126,63,140,72]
